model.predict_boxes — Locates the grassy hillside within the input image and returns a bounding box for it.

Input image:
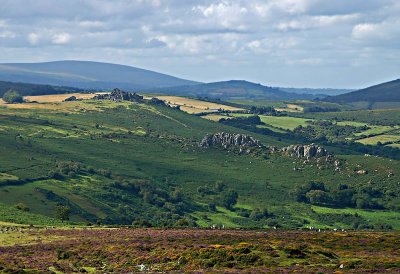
[0,98,399,229]
[324,79,400,106]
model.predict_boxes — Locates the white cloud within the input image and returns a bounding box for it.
[287,58,322,65]
[245,37,298,53]
[51,32,71,44]
[27,32,40,45]
[352,19,400,44]
[78,20,105,28]
[0,0,398,88]
[276,14,359,31]
[193,2,249,30]
[0,31,16,38]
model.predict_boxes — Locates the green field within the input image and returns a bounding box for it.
[312,206,400,230]
[230,113,312,130]
[356,135,400,145]
[258,115,311,130]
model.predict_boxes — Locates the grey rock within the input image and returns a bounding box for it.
[94,88,143,102]
[199,132,263,152]
[281,143,328,159]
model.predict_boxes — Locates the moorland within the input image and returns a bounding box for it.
[0,65,399,272]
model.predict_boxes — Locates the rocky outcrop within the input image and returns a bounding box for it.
[64,96,78,102]
[148,97,167,106]
[199,132,263,150]
[281,144,328,159]
[94,88,143,102]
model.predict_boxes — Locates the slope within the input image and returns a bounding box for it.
[324,79,400,106]
[0,98,399,229]
[0,60,198,90]
[147,80,316,100]
[0,80,82,97]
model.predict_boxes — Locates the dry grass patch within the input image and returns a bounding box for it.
[24,93,107,103]
[155,96,244,114]
[276,104,304,113]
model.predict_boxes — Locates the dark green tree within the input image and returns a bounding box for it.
[306,190,331,205]
[2,90,23,103]
[56,205,71,223]
[220,190,238,210]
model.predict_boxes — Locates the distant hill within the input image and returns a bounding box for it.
[0,80,82,97]
[147,80,316,100]
[279,87,353,96]
[324,79,400,105]
[0,61,198,90]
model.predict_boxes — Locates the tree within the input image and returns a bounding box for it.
[2,90,23,103]
[306,190,331,205]
[220,190,238,210]
[56,205,71,223]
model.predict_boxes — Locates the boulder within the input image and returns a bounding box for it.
[281,143,328,159]
[199,132,263,151]
[64,96,77,102]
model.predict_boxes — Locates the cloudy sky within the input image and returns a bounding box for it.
[0,0,399,88]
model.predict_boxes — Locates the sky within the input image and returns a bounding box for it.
[0,0,399,89]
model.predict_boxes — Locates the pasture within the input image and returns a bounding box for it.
[155,95,244,114]
[356,135,400,145]
[24,93,106,103]
[253,115,311,130]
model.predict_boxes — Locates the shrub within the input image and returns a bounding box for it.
[220,190,238,210]
[15,203,30,212]
[2,90,23,103]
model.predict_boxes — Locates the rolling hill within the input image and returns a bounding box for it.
[147,80,316,100]
[0,80,82,97]
[0,60,198,90]
[324,79,400,107]
[0,94,399,229]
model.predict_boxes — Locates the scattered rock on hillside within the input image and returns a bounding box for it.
[199,132,263,152]
[94,88,143,102]
[281,144,328,159]
[281,143,342,171]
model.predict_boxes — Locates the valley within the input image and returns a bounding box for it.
[0,91,399,232]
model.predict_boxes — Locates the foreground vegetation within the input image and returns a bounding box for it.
[0,226,398,273]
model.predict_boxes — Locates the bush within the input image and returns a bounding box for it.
[15,203,30,212]
[2,90,23,103]
[220,190,238,210]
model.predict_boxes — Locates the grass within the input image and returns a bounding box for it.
[257,115,311,130]
[312,206,400,230]
[229,113,312,130]
[387,143,400,148]
[275,103,304,113]
[356,135,400,145]
[355,125,399,137]
[201,114,230,121]
[24,93,107,103]
[0,173,18,182]
[0,203,70,226]
[155,95,243,114]
[0,98,399,229]
[336,121,368,127]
